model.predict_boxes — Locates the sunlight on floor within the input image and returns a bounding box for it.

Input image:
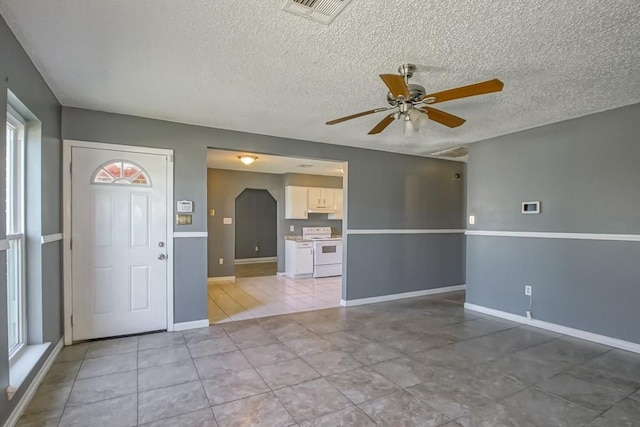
[208,275,342,324]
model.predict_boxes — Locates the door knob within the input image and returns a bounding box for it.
[158,242,165,247]
[158,254,166,260]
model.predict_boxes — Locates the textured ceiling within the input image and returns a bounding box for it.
[1,0,639,156]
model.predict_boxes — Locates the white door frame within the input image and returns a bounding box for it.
[62,139,175,345]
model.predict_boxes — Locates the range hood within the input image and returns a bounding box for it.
[307,207,336,214]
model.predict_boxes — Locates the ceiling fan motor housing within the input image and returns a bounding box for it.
[386,83,426,106]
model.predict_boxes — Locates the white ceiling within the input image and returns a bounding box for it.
[207,149,344,176]
[1,1,639,156]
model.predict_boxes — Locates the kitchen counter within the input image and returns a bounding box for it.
[284,235,310,242]
[284,235,342,241]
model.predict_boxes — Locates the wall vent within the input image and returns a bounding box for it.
[282,0,353,25]
[430,146,469,158]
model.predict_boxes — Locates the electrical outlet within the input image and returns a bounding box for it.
[290,225,295,232]
[525,285,532,296]
[219,258,223,265]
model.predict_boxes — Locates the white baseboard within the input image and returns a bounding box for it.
[464,303,640,354]
[277,272,286,277]
[4,338,64,427]
[340,284,466,307]
[235,257,277,265]
[173,319,210,331]
[207,276,235,283]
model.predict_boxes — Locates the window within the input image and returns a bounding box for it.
[6,106,26,359]
[91,161,150,186]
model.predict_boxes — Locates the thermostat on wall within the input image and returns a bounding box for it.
[177,200,193,213]
[522,201,541,214]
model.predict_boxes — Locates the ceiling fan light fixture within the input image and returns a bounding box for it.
[238,155,258,165]
[403,114,417,136]
[408,108,429,129]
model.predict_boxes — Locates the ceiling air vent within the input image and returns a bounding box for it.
[282,0,353,25]
[430,146,469,158]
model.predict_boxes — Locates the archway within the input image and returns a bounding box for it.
[234,188,277,277]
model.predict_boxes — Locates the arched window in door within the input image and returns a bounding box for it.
[91,160,151,186]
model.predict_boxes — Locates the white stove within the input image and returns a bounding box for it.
[301,227,343,278]
[301,226,338,240]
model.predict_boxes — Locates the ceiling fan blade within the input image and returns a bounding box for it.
[368,114,396,135]
[422,79,504,104]
[421,107,466,128]
[379,74,410,99]
[326,107,391,125]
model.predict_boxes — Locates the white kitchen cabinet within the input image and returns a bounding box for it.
[328,188,343,220]
[285,240,314,278]
[307,187,335,212]
[285,186,308,219]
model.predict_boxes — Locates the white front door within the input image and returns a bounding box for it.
[71,146,168,340]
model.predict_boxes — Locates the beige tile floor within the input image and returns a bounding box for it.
[208,275,342,324]
[18,291,640,426]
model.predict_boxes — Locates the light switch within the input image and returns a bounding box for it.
[223,217,232,225]
[210,209,215,216]
[469,215,475,225]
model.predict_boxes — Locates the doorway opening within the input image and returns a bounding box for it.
[235,189,277,278]
[206,149,346,323]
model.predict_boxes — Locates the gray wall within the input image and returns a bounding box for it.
[0,15,62,425]
[466,102,640,344]
[235,189,277,259]
[62,106,465,318]
[347,234,465,300]
[207,169,343,277]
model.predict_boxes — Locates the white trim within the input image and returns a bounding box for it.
[464,303,640,354]
[62,141,71,345]
[208,276,236,283]
[6,104,26,126]
[40,233,63,244]
[166,148,175,332]
[0,239,9,251]
[63,140,175,344]
[173,231,208,238]
[235,257,277,264]
[465,230,640,242]
[7,343,51,400]
[173,319,209,331]
[340,284,466,307]
[277,272,286,277]
[347,229,465,235]
[4,338,62,427]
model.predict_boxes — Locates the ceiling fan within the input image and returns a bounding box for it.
[326,64,504,135]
